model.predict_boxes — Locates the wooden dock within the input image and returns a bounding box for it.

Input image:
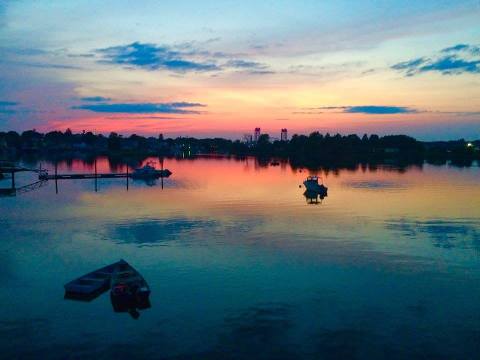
[40,173,130,180]
[0,164,41,188]
[1,161,171,194]
[0,180,48,197]
[39,170,171,180]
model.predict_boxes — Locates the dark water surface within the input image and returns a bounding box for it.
[1,157,480,359]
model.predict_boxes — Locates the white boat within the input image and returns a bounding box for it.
[131,162,171,179]
[303,176,328,196]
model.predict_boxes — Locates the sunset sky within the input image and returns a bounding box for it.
[0,0,479,140]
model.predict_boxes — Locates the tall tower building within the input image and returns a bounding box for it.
[254,127,261,142]
[281,128,288,141]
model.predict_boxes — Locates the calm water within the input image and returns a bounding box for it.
[1,157,480,359]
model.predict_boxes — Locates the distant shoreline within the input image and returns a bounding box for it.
[1,130,479,168]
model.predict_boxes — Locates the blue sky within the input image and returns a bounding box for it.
[0,0,479,139]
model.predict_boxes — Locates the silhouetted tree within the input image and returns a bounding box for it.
[108,132,122,151]
[255,134,272,156]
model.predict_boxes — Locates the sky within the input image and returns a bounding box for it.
[0,0,479,140]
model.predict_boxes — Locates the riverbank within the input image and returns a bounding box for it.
[1,130,479,167]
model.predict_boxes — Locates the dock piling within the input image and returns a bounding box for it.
[126,166,129,190]
[55,162,58,194]
[94,159,98,192]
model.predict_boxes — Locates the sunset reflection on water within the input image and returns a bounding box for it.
[1,157,480,358]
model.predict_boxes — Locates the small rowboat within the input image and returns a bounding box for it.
[64,261,122,300]
[110,260,151,312]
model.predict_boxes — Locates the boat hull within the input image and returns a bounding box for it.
[131,169,172,179]
[110,260,151,311]
[64,261,121,298]
[303,181,328,196]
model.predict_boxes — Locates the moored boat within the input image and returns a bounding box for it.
[64,261,121,300]
[131,162,171,179]
[38,170,49,180]
[110,259,151,311]
[303,176,328,197]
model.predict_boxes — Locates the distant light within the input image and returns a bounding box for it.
[467,142,473,147]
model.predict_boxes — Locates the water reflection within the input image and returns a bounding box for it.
[0,187,16,197]
[111,296,151,320]
[342,179,406,190]
[109,218,218,246]
[1,156,480,358]
[0,180,48,197]
[131,177,164,187]
[385,218,480,250]
[303,189,326,204]
[0,318,49,346]
[65,289,152,319]
[211,303,295,359]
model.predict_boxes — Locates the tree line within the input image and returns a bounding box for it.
[0,129,478,166]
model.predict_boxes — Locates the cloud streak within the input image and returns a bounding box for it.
[392,43,480,76]
[94,41,273,75]
[72,101,206,114]
[344,106,417,114]
[80,96,112,102]
[0,101,18,114]
[441,43,480,55]
[225,59,268,69]
[300,105,418,115]
[96,42,220,72]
